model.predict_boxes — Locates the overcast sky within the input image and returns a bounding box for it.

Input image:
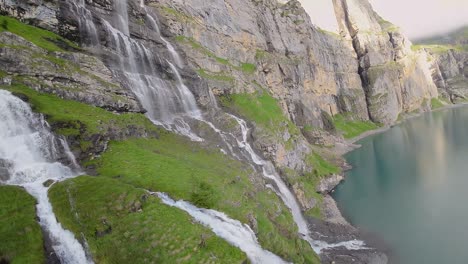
[299,0,468,40]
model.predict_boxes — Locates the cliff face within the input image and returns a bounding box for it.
[432,50,468,102]
[153,0,368,127]
[333,0,438,123]
[419,26,468,103]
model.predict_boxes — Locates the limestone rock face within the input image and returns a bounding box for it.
[333,0,438,124]
[430,50,468,102]
[0,0,60,31]
[0,32,142,112]
[153,0,368,129]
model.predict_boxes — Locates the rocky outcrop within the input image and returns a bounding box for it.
[333,0,438,124]
[430,49,468,102]
[0,31,142,112]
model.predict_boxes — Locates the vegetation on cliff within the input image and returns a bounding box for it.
[0,15,79,52]
[333,114,380,139]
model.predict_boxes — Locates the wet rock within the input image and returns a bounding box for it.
[43,179,55,187]
[0,159,12,182]
[292,183,317,211]
[316,174,344,194]
[247,213,258,234]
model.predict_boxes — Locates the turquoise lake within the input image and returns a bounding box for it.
[333,106,468,263]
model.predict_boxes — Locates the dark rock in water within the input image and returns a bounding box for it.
[0,159,12,182]
[41,229,61,264]
[43,179,55,187]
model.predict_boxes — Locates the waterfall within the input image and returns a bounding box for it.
[69,0,366,257]
[0,90,92,264]
[141,4,184,68]
[100,3,203,140]
[157,193,288,264]
[72,0,99,46]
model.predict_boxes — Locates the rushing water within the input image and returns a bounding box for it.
[333,106,468,264]
[0,90,92,264]
[157,193,288,264]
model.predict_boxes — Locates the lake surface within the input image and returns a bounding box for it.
[333,106,468,264]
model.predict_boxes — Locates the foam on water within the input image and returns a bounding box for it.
[157,192,289,264]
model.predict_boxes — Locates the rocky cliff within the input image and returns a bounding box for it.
[417,27,468,103]
[0,0,461,263]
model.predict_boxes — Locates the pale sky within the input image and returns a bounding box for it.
[299,0,468,39]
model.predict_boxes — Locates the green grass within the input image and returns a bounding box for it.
[411,44,467,54]
[307,153,340,177]
[333,114,380,139]
[431,98,445,109]
[240,63,256,74]
[196,69,235,83]
[221,91,285,129]
[220,91,300,139]
[84,138,317,263]
[49,176,247,263]
[0,16,79,52]
[0,186,45,264]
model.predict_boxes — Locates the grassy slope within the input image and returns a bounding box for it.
[220,90,300,141]
[0,186,45,264]
[0,17,319,263]
[49,176,247,263]
[333,114,380,139]
[2,84,319,263]
[0,15,79,52]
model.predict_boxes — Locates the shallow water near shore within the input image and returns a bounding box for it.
[333,106,468,264]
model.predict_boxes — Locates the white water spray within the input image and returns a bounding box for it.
[0,90,92,264]
[157,193,288,264]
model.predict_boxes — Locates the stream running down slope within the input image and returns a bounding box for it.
[0,90,92,264]
[70,0,367,257]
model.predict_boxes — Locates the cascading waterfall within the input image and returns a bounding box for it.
[140,0,184,68]
[157,193,288,264]
[0,90,92,264]
[72,0,99,46]
[70,0,366,257]
[101,14,203,141]
[227,114,367,253]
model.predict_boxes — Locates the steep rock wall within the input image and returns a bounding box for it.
[333,0,438,124]
[153,0,368,129]
[430,49,468,102]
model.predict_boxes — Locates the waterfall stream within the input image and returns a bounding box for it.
[68,0,366,258]
[0,90,92,264]
[157,193,288,264]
